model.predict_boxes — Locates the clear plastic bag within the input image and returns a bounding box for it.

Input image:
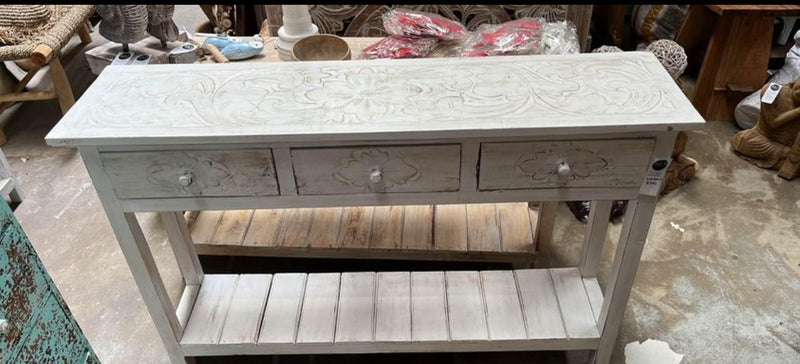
[458,18,544,57]
[541,20,580,55]
[359,35,439,60]
[382,9,468,41]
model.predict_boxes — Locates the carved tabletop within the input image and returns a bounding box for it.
[46,52,702,147]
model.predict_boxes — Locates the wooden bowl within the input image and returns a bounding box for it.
[291,34,351,61]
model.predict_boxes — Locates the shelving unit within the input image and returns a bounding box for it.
[189,203,540,262]
[179,268,602,356]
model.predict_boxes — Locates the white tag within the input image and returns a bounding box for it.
[761,83,782,104]
[110,51,134,66]
[130,54,151,65]
[640,156,671,196]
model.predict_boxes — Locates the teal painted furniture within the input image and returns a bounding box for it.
[0,200,99,363]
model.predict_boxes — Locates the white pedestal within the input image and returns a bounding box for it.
[274,5,319,61]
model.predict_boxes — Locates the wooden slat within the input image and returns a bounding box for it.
[370,206,404,249]
[375,272,411,342]
[210,210,253,245]
[497,203,534,253]
[296,273,341,343]
[182,274,239,344]
[515,269,566,339]
[433,204,468,251]
[467,204,501,252]
[583,277,604,323]
[335,272,376,343]
[242,209,284,246]
[550,268,600,339]
[480,271,527,340]
[337,206,373,249]
[190,210,223,244]
[274,208,313,247]
[410,272,449,342]
[402,205,433,250]
[258,273,307,344]
[219,274,272,344]
[306,207,343,248]
[445,271,488,341]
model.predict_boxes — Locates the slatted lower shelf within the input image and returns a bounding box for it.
[189,203,539,262]
[179,268,603,356]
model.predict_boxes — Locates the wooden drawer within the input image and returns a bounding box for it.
[479,139,654,190]
[100,150,279,198]
[291,145,461,195]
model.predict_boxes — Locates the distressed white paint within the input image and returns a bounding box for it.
[59,53,698,364]
[45,52,703,147]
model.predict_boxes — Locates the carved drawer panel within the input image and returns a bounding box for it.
[479,139,655,190]
[100,150,279,199]
[291,145,461,195]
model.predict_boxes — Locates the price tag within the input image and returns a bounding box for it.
[761,83,782,104]
[640,157,671,196]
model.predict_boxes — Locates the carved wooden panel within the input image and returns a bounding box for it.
[46,53,703,148]
[14,293,93,363]
[478,140,655,190]
[0,212,50,360]
[101,150,279,198]
[291,145,461,195]
[0,200,98,363]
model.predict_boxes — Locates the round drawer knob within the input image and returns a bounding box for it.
[557,162,571,177]
[369,170,383,183]
[178,173,193,187]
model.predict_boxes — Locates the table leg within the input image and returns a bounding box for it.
[590,132,675,364]
[533,201,558,256]
[578,200,613,277]
[692,13,774,121]
[591,196,657,364]
[81,148,188,364]
[160,212,204,285]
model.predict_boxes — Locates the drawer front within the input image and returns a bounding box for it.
[101,150,279,198]
[292,145,461,195]
[479,139,654,190]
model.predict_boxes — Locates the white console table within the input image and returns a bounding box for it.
[45,52,703,364]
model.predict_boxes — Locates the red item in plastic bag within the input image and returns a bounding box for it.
[360,35,439,60]
[460,18,544,57]
[383,9,468,41]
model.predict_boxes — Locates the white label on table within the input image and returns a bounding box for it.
[640,156,671,196]
[110,51,134,66]
[761,83,782,104]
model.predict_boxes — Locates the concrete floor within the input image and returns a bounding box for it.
[1,18,799,364]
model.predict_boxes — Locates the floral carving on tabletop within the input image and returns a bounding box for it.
[517,144,615,184]
[305,67,422,124]
[84,56,681,129]
[333,148,420,191]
